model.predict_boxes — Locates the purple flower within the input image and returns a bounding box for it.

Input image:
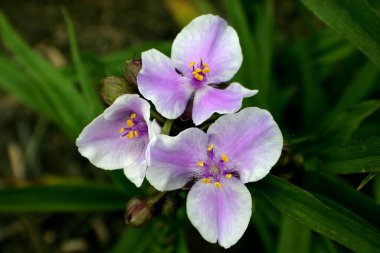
[76,94,160,187]
[146,108,283,248]
[137,14,258,125]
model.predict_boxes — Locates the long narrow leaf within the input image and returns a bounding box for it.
[299,0,380,68]
[255,175,380,252]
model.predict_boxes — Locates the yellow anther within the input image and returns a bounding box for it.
[126,131,134,139]
[202,67,210,74]
[192,68,202,75]
[197,161,204,167]
[214,182,222,189]
[130,113,136,119]
[226,173,232,179]
[127,119,134,127]
[189,61,195,67]
[194,74,204,81]
[221,154,229,163]
[119,127,125,133]
[202,178,211,184]
[207,144,214,151]
[202,62,209,67]
[134,131,139,137]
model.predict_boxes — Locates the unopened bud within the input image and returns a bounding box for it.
[161,194,179,216]
[124,59,142,88]
[125,197,152,227]
[100,76,135,105]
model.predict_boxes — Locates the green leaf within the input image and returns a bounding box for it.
[109,223,155,253]
[255,175,380,253]
[0,182,129,212]
[62,8,102,116]
[276,216,311,253]
[321,100,380,145]
[315,137,380,174]
[299,0,380,69]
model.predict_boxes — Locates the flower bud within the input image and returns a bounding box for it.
[125,197,152,227]
[100,76,135,105]
[124,58,142,89]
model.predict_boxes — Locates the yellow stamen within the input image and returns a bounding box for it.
[194,74,204,81]
[127,119,134,127]
[221,154,229,163]
[134,131,139,137]
[130,113,136,119]
[189,61,195,67]
[202,67,210,74]
[207,144,214,151]
[119,127,125,133]
[226,173,232,179]
[126,131,134,139]
[202,62,209,67]
[202,178,211,184]
[197,161,204,167]
[192,68,202,75]
[214,182,222,189]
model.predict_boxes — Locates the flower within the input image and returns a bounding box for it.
[146,108,283,248]
[137,14,258,125]
[76,94,160,187]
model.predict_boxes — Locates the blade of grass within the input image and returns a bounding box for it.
[299,0,380,68]
[255,175,380,252]
[62,8,102,116]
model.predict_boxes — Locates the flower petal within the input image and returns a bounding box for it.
[137,49,193,119]
[146,128,208,191]
[76,114,148,170]
[187,177,252,249]
[192,83,258,125]
[76,94,151,170]
[123,156,147,187]
[171,14,242,83]
[207,107,283,183]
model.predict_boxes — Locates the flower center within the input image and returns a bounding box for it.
[119,112,147,139]
[188,60,210,82]
[196,143,234,189]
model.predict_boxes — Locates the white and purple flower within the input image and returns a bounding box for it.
[146,107,283,248]
[76,94,160,187]
[137,14,258,125]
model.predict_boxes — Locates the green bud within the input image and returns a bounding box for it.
[125,197,152,227]
[124,59,142,89]
[100,76,135,105]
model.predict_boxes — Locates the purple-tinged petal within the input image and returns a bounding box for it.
[104,94,150,123]
[146,128,208,191]
[192,83,258,125]
[76,94,151,170]
[207,107,283,183]
[123,156,147,187]
[148,119,161,140]
[171,14,242,83]
[137,49,193,119]
[76,114,148,170]
[187,177,252,249]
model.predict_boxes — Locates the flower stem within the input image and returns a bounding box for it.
[162,119,174,135]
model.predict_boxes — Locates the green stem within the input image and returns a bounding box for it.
[162,119,174,135]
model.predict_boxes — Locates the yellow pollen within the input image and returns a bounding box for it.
[221,154,229,163]
[202,67,210,74]
[126,131,134,139]
[208,144,214,151]
[134,131,139,137]
[226,173,232,179]
[127,119,134,127]
[214,182,222,189]
[202,62,209,67]
[189,61,195,67]
[192,68,202,75]
[130,113,136,119]
[197,161,204,167]
[202,178,211,184]
[119,127,125,133]
[194,74,204,81]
